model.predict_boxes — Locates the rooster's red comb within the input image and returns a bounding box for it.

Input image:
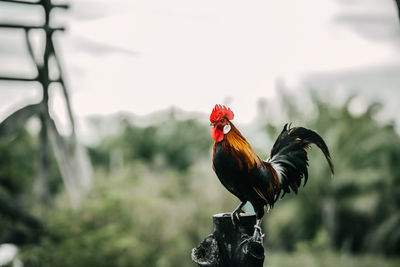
[210,104,234,123]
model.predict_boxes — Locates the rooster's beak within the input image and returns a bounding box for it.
[210,122,216,127]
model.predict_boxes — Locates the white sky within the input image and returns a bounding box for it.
[0,0,399,130]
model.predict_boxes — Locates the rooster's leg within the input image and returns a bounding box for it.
[252,219,264,242]
[231,201,246,226]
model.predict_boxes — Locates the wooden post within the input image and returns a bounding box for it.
[191,213,265,267]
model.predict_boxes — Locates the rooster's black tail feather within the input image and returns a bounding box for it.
[268,123,334,197]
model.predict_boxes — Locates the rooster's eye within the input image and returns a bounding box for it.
[220,119,225,123]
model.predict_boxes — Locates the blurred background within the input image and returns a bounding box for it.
[0,0,400,266]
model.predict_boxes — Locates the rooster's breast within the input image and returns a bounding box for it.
[212,142,249,201]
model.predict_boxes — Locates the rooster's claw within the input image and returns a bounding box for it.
[230,201,247,227]
[252,224,264,242]
[231,209,244,226]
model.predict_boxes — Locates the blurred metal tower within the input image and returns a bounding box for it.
[0,0,92,208]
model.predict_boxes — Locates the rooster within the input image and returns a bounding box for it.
[210,104,334,241]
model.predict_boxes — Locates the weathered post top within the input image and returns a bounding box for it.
[192,213,265,267]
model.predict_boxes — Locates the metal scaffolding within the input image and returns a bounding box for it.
[0,0,92,208]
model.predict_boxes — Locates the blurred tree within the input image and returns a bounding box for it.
[0,127,50,246]
[265,94,400,255]
[89,114,212,172]
[13,94,400,266]
[0,128,35,197]
[20,160,230,267]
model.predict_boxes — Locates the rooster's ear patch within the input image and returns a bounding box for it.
[223,124,231,134]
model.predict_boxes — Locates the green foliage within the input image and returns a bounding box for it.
[265,95,400,255]
[0,128,45,246]
[3,96,400,265]
[0,128,35,197]
[266,250,400,267]
[89,117,211,171]
[0,126,62,200]
[21,162,233,267]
